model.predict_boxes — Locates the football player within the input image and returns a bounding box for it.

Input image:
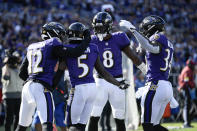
[119,16,174,131]
[15,22,90,131]
[88,12,146,131]
[59,22,129,131]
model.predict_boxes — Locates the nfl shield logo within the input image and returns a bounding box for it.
[105,42,108,46]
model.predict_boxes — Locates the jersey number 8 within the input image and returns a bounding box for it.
[103,50,114,68]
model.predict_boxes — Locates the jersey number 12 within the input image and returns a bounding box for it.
[27,49,43,74]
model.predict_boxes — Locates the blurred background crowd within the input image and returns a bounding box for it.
[0,0,197,130]
[0,0,197,83]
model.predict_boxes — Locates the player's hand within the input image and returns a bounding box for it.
[83,29,91,42]
[119,80,129,90]
[119,20,136,32]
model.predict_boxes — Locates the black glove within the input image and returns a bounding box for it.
[83,29,91,42]
[119,80,129,90]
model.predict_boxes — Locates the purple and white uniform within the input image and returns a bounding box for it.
[19,38,62,126]
[146,34,174,83]
[90,32,130,119]
[27,38,61,86]
[141,33,174,125]
[91,32,130,77]
[65,43,99,125]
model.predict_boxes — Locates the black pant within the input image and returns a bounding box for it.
[100,101,112,130]
[4,98,21,131]
[182,87,192,125]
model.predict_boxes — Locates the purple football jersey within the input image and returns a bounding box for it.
[146,33,174,82]
[27,38,61,86]
[65,43,99,87]
[91,32,130,77]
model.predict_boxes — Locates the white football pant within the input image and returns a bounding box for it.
[66,83,97,125]
[18,81,54,126]
[91,78,125,119]
[141,80,173,125]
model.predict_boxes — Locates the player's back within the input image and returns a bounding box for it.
[91,32,130,77]
[65,43,99,87]
[146,33,174,82]
[27,38,62,86]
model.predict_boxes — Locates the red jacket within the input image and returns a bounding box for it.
[178,66,195,89]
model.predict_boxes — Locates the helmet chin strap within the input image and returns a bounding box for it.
[97,33,107,41]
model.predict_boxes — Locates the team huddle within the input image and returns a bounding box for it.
[15,11,176,131]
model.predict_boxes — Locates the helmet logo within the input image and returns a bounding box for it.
[143,19,150,24]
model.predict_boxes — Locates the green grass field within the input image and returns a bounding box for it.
[1,122,197,131]
[132,122,197,131]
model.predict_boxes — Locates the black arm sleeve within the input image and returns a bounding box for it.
[52,61,67,89]
[53,29,91,59]
[95,56,120,86]
[53,39,89,59]
[19,56,29,81]
[52,69,65,89]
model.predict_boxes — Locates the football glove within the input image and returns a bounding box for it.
[119,80,129,90]
[119,20,136,32]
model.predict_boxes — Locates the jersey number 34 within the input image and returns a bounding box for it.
[160,41,173,72]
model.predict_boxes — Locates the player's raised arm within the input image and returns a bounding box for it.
[53,29,91,58]
[119,20,161,54]
[95,56,128,89]
[122,46,146,75]
[19,56,29,81]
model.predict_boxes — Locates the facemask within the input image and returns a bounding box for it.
[97,33,107,41]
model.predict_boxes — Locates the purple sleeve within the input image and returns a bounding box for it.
[52,38,63,47]
[118,32,130,50]
[151,34,168,47]
[94,44,99,54]
[90,44,99,55]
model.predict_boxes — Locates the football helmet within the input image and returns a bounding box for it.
[67,22,86,41]
[92,12,113,41]
[41,22,66,41]
[139,15,165,38]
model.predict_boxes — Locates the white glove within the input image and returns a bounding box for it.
[119,20,136,32]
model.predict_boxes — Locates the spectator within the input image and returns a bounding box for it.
[1,49,23,131]
[178,59,196,128]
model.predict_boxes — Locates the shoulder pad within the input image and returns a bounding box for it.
[52,37,62,43]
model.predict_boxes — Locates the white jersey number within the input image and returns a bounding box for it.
[160,41,173,71]
[103,50,114,68]
[78,54,89,78]
[27,49,43,74]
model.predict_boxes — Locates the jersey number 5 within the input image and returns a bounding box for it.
[27,49,43,74]
[78,54,89,78]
